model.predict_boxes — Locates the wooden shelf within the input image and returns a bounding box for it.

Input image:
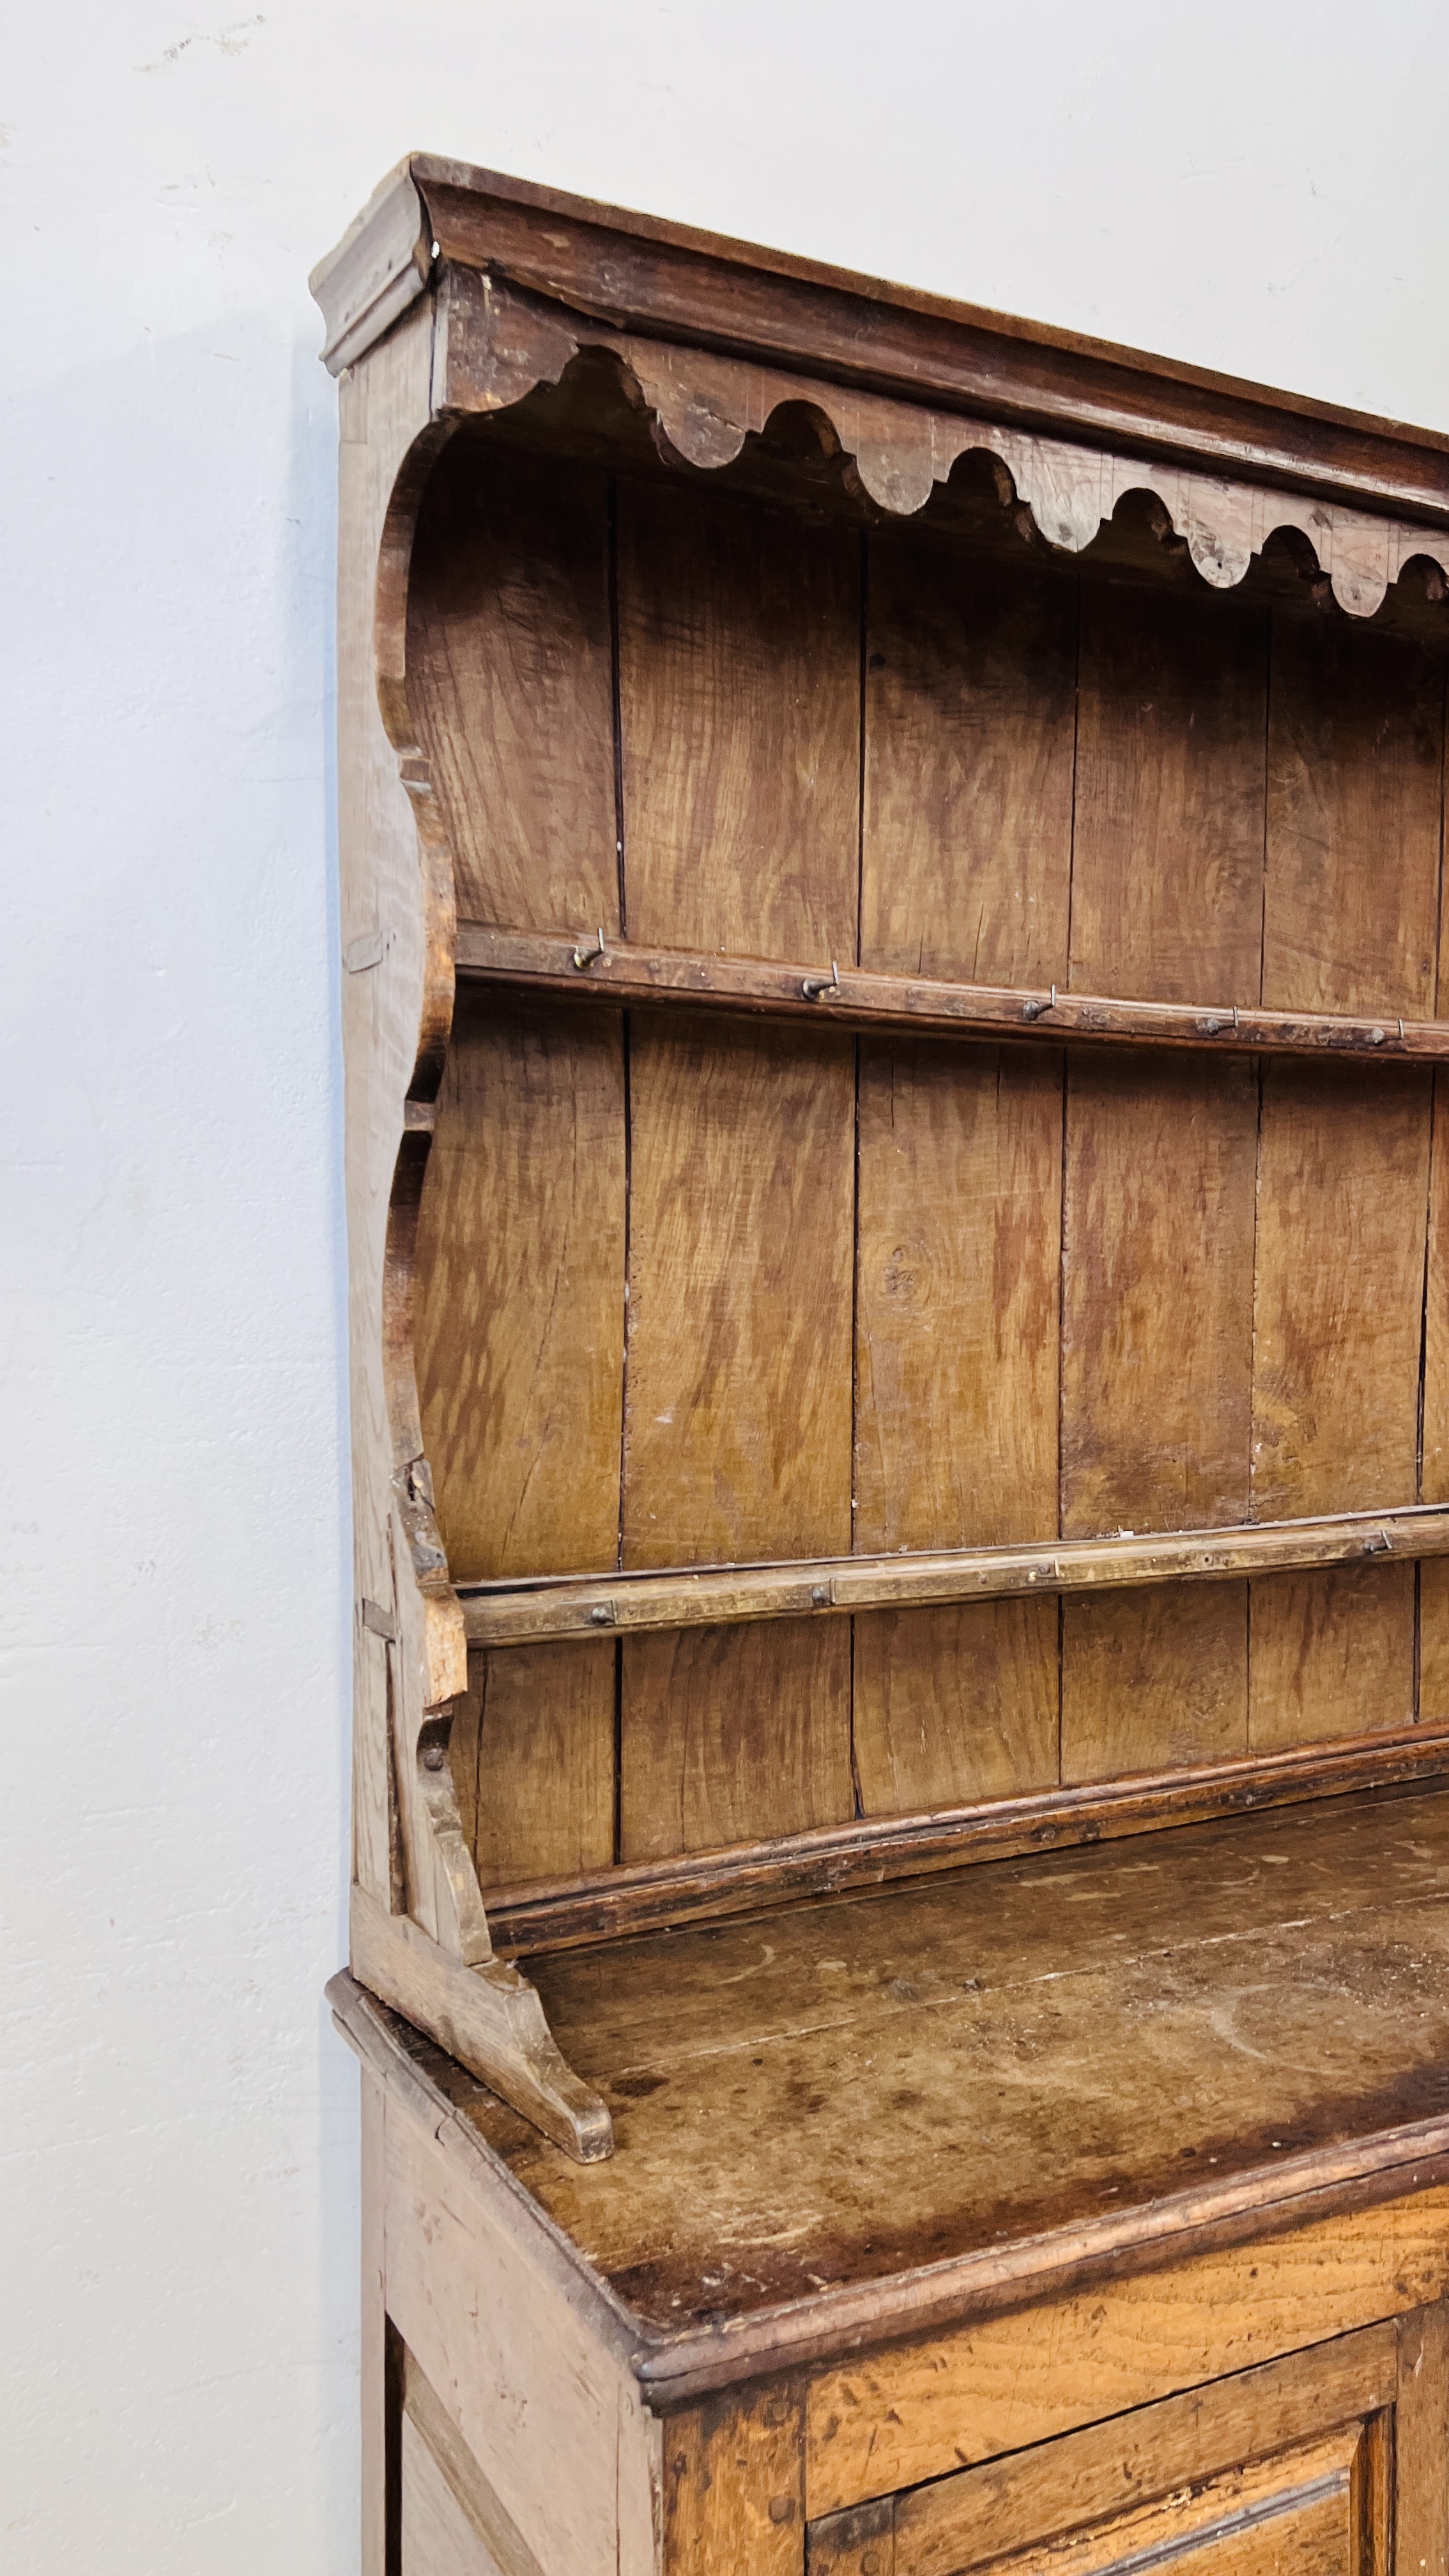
[457,1503,1449,1649]
[456,923,1449,1064]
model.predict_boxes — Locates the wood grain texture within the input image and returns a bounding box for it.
[1422,1080,1449,1719]
[408,441,618,934]
[1061,1050,1255,1782]
[804,2193,1449,2513]
[861,537,1075,985]
[854,1040,1061,1551]
[949,2434,1365,2576]
[1061,1051,1256,1537]
[1062,1584,1247,1783]
[1250,1061,1430,1747]
[665,2388,804,2576]
[452,1642,616,1889]
[1393,2302,1449,2576]
[620,1620,852,1859]
[852,1601,1059,1817]
[617,480,859,961]
[1070,586,1268,1006]
[415,993,626,1583]
[877,2325,1397,2576]
[403,2357,547,2576]
[623,1014,854,1565]
[1263,618,1445,1018]
[401,2413,509,2576]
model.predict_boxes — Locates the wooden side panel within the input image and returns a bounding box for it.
[383,2087,659,2576]
[401,2414,509,2576]
[617,482,859,961]
[453,1643,616,1890]
[1262,618,1444,1019]
[854,1042,1061,1552]
[1393,2303,1449,2576]
[408,445,618,933]
[852,1601,1058,1815]
[804,2189,1449,2515]
[622,1015,854,1567]
[1061,1051,1256,1782]
[861,539,1076,985]
[1070,587,1268,1006]
[620,1621,852,1859]
[1250,1062,1430,1748]
[415,995,626,1583]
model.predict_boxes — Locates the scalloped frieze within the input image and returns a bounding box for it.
[436,270,1449,619]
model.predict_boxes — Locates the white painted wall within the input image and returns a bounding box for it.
[4,4,1447,2566]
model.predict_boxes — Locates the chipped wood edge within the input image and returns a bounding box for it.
[310,157,434,376]
[349,1887,614,2163]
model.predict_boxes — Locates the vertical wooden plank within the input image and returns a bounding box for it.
[853,1036,1061,1815]
[452,1643,615,1891]
[861,537,1076,985]
[1250,1061,1430,1749]
[1071,586,1269,1006]
[617,480,859,960]
[1263,618,1443,1018]
[1060,1051,1254,1783]
[620,1621,852,1859]
[623,1014,854,1566]
[1061,1586,1247,1784]
[663,2388,804,2576]
[1062,1052,1256,1536]
[415,993,626,1583]
[407,443,618,933]
[855,1040,1061,1551]
[852,1602,1058,1815]
[1422,1079,1449,1722]
[1394,2303,1449,2576]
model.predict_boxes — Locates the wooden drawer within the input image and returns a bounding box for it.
[808,2312,1448,2576]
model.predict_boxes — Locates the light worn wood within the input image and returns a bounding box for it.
[1264,621,1444,1019]
[861,537,1075,987]
[402,2359,545,2576]
[407,441,618,936]
[360,2069,390,2576]
[457,1505,1449,1648]
[452,1641,616,1890]
[415,992,626,1582]
[805,2192,1449,2513]
[381,2079,660,2576]
[1250,1062,1430,1747]
[456,921,1449,1066]
[620,1620,852,1859]
[350,1886,613,2160]
[852,1600,1058,1816]
[617,480,859,961]
[1070,586,1268,1006]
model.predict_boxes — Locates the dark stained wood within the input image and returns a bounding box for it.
[1422,1077,1449,1720]
[1263,620,1445,1019]
[1250,1061,1431,1747]
[619,1620,852,1860]
[1070,587,1268,1007]
[622,1014,854,1567]
[861,538,1075,987]
[457,922,1449,1067]
[616,481,859,962]
[452,1641,615,1890]
[407,443,617,934]
[414,993,626,1583]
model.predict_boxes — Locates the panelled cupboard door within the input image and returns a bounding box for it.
[806,2311,1448,2576]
